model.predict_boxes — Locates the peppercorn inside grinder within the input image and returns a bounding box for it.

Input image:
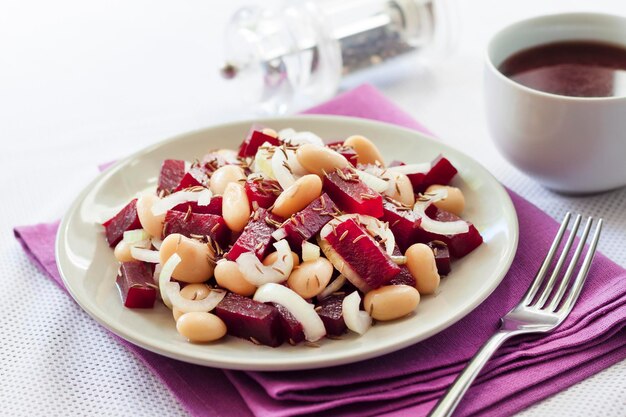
[220,0,457,114]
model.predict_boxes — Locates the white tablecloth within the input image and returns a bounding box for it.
[2,0,625,416]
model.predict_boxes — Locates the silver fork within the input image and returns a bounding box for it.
[428,213,603,417]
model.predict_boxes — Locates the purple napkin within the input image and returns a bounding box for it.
[14,84,626,417]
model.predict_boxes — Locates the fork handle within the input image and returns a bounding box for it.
[427,330,514,417]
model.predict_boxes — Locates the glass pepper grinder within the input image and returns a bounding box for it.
[220,0,457,114]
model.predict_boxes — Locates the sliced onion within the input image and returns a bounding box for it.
[322,214,395,256]
[151,237,162,250]
[386,163,431,175]
[123,229,151,245]
[391,255,407,265]
[413,188,469,235]
[151,189,212,216]
[253,283,326,342]
[159,253,181,308]
[271,228,288,241]
[130,247,161,263]
[253,142,275,178]
[236,239,294,286]
[317,274,346,300]
[278,129,324,147]
[301,241,320,262]
[342,291,372,335]
[197,189,212,206]
[271,146,306,190]
[354,169,388,193]
[152,263,162,284]
[164,282,226,313]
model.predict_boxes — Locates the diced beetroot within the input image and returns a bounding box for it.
[172,195,223,216]
[328,143,358,167]
[102,199,142,247]
[427,240,452,276]
[275,193,339,249]
[408,155,458,193]
[325,219,401,292]
[388,246,416,287]
[157,159,186,195]
[226,208,283,261]
[323,168,383,218]
[116,261,156,309]
[382,198,419,252]
[173,166,209,192]
[317,294,347,336]
[414,208,483,258]
[162,210,229,244]
[215,293,283,347]
[272,303,305,345]
[245,179,282,209]
[238,127,281,158]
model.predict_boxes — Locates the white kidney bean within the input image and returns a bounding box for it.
[344,135,385,166]
[176,312,227,343]
[271,174,322,218]
[296,144,350,176]
[405,243,440,295]
[287,258,333,299]
[385,171,415,206]
[263,251,300,268]
[113,241,134,263]
[425,184,465,216]
[210,165,246,195]
[214,260,256,297]
[172,284,212,321]
[363,285,420,321]
[222,182,251,232]
[159,233,215,283]
[136,194,166,238]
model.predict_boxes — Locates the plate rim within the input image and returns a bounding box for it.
[55,114,519,371]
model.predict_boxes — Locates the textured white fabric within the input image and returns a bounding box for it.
[1,0,625,416]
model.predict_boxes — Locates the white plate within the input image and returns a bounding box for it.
[56,115,518,371]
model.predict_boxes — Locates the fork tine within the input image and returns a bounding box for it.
[523,212,571,305]
[534,214,582,308]
[554,219,603,314]
[547,217,595,311]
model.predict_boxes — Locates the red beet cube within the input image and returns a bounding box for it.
[163,210,229,244]
[408,156,458,193]
[172,195,223,216]
[273,303,305,345]
[215,293,283,347]
[245,179,282,209]
[157,159,186,195]
[116,261,156,309]
[414,208,483,258]
[323,168,383,218]
[317,294,347,336]
[173,166,209,192]
[382,198,419,252]
[102,199,143,247]
[274,193,339,249]
[226,209,283,261]
[238,127,281,158]
[325,219,401,292]
[427,240,452,276]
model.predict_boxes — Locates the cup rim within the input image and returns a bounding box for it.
[485,12,626,102]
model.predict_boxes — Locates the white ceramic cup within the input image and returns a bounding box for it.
[484,13,626,193]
